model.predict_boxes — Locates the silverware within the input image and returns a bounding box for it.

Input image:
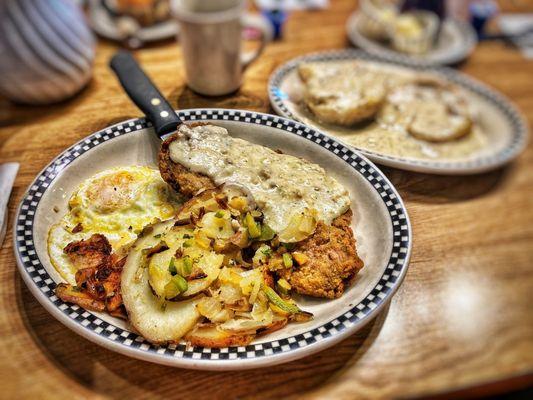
[110,51,184,140]
[0,162,19,247]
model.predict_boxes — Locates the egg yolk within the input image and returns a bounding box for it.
[86,172,142,213]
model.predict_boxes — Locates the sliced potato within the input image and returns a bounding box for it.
[257,316,289,336]
[199,211,234,239]
[181,252,223,297]
[145,229,224,299]
[185,325,254,347]
[197,297,233,323]
[121,220,202,344]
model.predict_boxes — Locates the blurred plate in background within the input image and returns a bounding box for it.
[88,0,178,45]
[346,12,477,66]
[269,50,528,175]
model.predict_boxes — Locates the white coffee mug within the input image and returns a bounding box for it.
[173,0,272,96]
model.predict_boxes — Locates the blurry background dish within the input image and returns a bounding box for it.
[88,0,178,47]
[388,10,439,55]
[114,0,171,26]
[14,109,411,369]
[269,50,528,174]
[347,1,477,65]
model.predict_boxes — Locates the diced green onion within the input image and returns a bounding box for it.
[214,210,225,218]
[282,253,293,268]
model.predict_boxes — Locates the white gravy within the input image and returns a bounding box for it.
[168,124,350,232]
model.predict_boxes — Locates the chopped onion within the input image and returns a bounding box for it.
[217,283,243,305]
[278,209,318,243]
[197,297,233,323]
[222,182,256,210]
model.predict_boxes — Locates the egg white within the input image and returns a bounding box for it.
[48,166,183,284]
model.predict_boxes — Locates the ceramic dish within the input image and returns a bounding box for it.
[269,50,528,175]
[14,109,411,370]
[88,0,178,44]
[347,12,477,66]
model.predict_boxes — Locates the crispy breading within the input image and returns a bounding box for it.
[278,210,364,299]
[158,125,216,196]
[56,234,127,318]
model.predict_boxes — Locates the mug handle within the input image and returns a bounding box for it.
[241,13,273,70]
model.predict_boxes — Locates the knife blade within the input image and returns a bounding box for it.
[0,162,19,247]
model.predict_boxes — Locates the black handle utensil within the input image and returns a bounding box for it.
[110,51,183,139]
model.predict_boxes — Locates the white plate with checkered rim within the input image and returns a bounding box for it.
[14,109,411,370]
[346,12,477,66]
[268,50,529,175]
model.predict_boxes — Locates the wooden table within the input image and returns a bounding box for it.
[0,1,532,399]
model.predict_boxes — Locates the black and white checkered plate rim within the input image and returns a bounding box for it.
[14,109,412,369]
[268,49,529,174]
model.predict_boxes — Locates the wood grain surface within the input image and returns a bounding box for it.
[1,1,532,399]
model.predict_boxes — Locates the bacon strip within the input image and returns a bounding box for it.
[55,234,127,318]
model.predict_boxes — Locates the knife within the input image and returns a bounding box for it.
[109,51,184,140]
[0,162,19,247]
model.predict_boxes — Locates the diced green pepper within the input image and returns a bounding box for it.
[282,253,293,268]
[276,278,291,296]
[168,257,177,275]
[261,246,273,256]
[277,278,291,291]
[245,213,261,239]
[173,274,188,292]
[164,275,188,298]
[263,286,300,314]
[177,256,193,277]
[259,223,276,241]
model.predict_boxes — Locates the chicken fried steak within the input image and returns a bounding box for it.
[158,132,364,298]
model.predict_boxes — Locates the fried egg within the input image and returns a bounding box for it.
[48,166,184,284]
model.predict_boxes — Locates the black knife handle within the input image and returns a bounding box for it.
[110,51,182,139]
